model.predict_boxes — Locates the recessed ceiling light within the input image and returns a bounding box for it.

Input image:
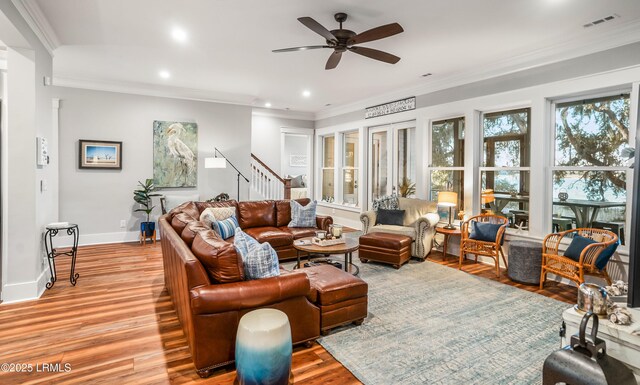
[159,70,171,79]
[264,102,272,108]
[302,90,311,98]
[171,27,188,43]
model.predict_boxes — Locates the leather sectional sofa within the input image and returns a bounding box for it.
[168,198,332,260]
[159,199,368,377]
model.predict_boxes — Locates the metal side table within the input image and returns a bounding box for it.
[44,223,80,289]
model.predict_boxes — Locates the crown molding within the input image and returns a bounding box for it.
[11,0,60,55]
[53,75,266,108]
[251,108,315,121]
[315,19,640,120]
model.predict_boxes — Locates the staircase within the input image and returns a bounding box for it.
[250,154,291,200]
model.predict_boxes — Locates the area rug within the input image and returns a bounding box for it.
[317,258,568,385]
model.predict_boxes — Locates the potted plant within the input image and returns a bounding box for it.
[133,178,161,237]
[398,177,416,197]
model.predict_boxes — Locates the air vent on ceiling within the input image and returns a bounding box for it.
[583,14,619,28]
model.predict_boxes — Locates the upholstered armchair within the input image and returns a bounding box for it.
[459,214,509,277]
[540,228,618,289]
[360,197,440,260]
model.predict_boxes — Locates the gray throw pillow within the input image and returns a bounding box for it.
[375,209,405,226]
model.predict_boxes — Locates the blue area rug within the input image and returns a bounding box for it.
[317,259,567,385]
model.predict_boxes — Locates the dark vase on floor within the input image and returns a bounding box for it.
[141,221,155,237]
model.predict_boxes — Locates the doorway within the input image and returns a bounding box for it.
[368,121,416,208]
[281,129,313,200]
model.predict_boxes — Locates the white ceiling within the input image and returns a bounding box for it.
[25,0,640,115]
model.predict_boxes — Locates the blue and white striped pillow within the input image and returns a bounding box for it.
[288,200,317,228]
[243,242,280,280]
[212,215,239,240]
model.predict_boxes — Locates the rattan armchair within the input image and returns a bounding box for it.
[540,228,618,289]
[459,214,509,277]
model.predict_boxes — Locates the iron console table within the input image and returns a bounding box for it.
[44,223,79,289]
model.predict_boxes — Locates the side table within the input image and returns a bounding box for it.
[44,223,80,289]
[435,227,461,259]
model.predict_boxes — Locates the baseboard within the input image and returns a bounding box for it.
[1,268,49,304]
[54,230,161,247]
[332,217,362,232]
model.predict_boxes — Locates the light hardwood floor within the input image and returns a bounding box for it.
[0,242,576,384]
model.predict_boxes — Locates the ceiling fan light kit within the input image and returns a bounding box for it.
[273,12,404,70]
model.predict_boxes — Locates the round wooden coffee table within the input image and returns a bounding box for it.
[293,236,359,276]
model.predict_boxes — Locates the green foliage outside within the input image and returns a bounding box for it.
[555,95,630,201]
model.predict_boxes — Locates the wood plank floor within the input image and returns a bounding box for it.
[0,242,576,385]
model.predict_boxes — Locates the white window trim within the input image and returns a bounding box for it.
[548,90,635,250]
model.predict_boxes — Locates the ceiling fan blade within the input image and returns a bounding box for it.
[298,17,337,43]
[325,51,342,70]
[272,45,330,53]
[348,46,400,64]
[349,23,404,45]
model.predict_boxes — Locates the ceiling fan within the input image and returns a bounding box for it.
[273,12,404,70]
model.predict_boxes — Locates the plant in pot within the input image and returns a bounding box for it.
[133,178,161,238]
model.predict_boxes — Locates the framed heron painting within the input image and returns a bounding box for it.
[153,120,198,188]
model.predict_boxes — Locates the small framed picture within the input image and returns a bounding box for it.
[79,140,122,169]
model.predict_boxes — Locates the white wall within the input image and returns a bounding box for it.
[54,86,252,245]
[251,113,313,174]
[0,1,56,303]
[282,134,308,177]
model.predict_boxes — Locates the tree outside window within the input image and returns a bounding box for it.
[480,108,530,227]
[553,94,630,243]
[429,118,464,211]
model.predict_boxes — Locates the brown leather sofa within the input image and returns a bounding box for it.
[159,199,368,378]
[169,198,333,260]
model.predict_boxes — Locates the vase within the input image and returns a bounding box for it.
[141,221,155,236]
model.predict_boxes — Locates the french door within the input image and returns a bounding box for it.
[368,121,416,208]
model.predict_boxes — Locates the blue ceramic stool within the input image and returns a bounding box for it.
[235,309,292,385]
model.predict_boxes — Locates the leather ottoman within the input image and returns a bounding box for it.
[359,232,412,269]
[303,265,368,335]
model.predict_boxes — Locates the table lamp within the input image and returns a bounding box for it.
[438,191,458,229]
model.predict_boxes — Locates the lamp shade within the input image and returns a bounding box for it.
[438,191,458,207]
[481,189,495,204]
[205,157,227,169]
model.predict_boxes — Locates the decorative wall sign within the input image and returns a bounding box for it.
[365,97,416,119]
[79,139,122,169]
[153,120,198,188]
[289,154,307,167]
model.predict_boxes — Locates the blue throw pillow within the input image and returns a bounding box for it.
[289,200,317,227]
[594,240,619,270]
[212,215,239,240]
[375,209,405,226]
[243,242,280,280]
[469,221,504,244]
[563,235,597,262]
[234,228,260,260]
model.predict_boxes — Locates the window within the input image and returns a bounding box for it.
[429,117,464,211]
[321,135,335,202]
[552,94,630,244]
[480,108,530,228]
[342,131,359,206]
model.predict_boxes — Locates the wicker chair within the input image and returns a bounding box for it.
[459,214,509,277]
[539,228,618,289]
